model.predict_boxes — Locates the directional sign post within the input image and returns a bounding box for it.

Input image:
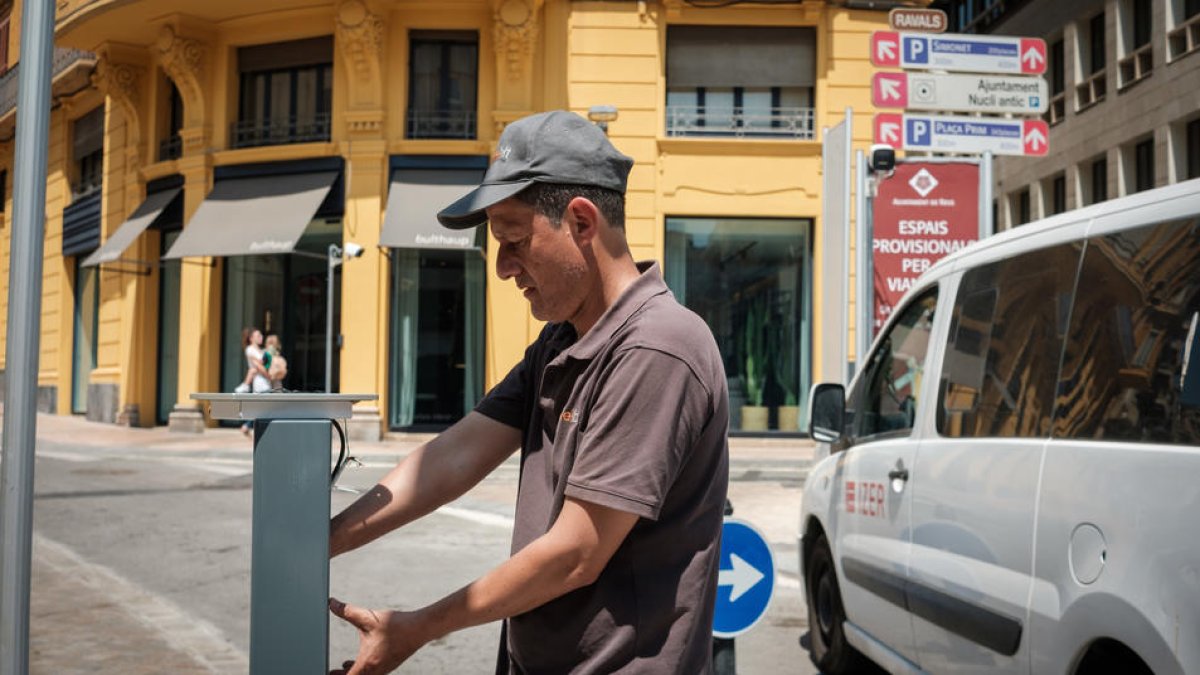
[874,112,1049,157]
[713,519,775,639]
[871,31,1047,75]
[872,72,1048,115]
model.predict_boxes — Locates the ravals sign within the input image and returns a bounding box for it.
[873,162,979,331]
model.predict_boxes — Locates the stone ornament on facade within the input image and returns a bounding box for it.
[91,55,145,161]
[156,25,207,128]
[493,0,543,81]
[336,0,386,131]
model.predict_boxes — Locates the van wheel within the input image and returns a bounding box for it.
[806,535,871,674]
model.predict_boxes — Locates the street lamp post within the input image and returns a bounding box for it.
[326,242,363,393]
[587,104,619,134]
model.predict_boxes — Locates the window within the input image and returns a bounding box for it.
[1169,0,1200,59]
[948,0,1006,34]
[1189,118,1200,179]
[664,217,813,433]
[158,82,184,161]
[1047,173,1067,214]
[1014,188,1031,226]
[0,9,10,76]
[1119,0,1153,88]
[72,107,104,199]
[847,289,937,440]
[1133,137,1155,192]
[938,244,1082,438]
[234,36,333,149]
[407,31,478,140]
[1087,155,1108,204]
[1077,12,1107,109]
[1054,219,1200,445]
[1047,37,1066,125]
[666,26,815,139]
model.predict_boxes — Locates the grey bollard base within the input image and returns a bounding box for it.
[250,418,332,675]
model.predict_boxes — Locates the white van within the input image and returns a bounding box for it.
[799,179,1200,675]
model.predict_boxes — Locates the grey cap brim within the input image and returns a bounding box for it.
[436,181,533,229]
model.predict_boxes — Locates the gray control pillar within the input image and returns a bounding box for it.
[194,393,376,675]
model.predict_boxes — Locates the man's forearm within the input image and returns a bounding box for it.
[330,412,520,557]
[408,498,639,644]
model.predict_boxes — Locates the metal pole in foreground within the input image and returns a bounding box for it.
[1,1,56,672]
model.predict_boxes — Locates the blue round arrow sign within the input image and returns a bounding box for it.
[712,518,776,638]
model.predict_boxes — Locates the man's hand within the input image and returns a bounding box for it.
[328,597,430,675]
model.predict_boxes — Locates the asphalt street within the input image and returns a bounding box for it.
[25,425,818,674]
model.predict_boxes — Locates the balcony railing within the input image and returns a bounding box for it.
[0,48,95,121]
[230,113,331,149]
[665,106,815,140]
[1169,12,1200,61]
[1075,68,1106,111]
[158,134,183,161]
[1118,44,1152,90]
[406,109,476,140]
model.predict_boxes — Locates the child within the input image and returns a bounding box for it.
[264,334,288,390]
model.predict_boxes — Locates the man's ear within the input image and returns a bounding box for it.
[565,196,601,245]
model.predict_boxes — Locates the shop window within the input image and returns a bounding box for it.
[158,81,184,161]
[848,290,937,440]
[1054,219,1200,445]
[406,31,478,140]
[233,36,333,149]
[1047,37,1066,125]
[1076,12,1107,110]
[71,259,99,415]
[938,244,1082,438]
[1169,0,1200,60]
[664,217,812,433]
[666,26,815,139]
[1119,0,1153,88]
[72,106,104,199]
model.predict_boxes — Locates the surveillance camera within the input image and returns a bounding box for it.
[868,144,896,174]
[343,242,365,258]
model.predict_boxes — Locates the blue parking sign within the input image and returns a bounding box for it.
[712,519,775,638]
[907,118,931,146]
[904,35,929,64]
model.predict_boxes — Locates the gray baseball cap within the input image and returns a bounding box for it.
[436,110,634,229]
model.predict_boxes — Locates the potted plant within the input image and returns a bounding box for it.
[741,296,769,431]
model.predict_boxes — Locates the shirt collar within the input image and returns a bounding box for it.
[558,261,670,362]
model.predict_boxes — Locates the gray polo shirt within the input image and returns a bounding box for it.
[476,261,730,674]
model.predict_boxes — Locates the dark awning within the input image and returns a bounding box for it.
[380,168,485,250]
[81,188,181,267]
[162,171,337,260]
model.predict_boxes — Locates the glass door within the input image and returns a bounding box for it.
[71,259,99,414]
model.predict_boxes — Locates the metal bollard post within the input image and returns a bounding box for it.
[713,498,736,675]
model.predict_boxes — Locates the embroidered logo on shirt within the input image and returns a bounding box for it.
[561,409,578,423]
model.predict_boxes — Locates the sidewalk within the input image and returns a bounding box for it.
[21,410,814,673]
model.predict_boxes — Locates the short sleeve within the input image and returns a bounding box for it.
[565,347,711,520]
[474,356,529,431]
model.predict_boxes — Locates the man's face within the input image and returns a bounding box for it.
[487,197,590,324]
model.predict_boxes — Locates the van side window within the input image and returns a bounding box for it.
[1054,219,1200,445]
[849,289,938,440]
[938,244,1082,438]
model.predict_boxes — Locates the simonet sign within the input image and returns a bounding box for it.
[888,7,948,33]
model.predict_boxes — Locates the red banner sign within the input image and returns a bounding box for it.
[873,162,979,332]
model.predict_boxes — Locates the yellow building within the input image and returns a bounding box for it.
[0,0,885,439]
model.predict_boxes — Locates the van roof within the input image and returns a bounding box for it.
[924,177,1200,278]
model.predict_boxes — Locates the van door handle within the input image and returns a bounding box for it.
[887,468,909,481]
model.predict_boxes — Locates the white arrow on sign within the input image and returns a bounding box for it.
[1022,46,1045,70]
[1025,126,1047,152]
[719,553,766,602]
[877,39,897,62]
[880,122,901,144]
[879,77,903,102]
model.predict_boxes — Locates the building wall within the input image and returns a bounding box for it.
[0,0,886,434]
[977,0,1200,227]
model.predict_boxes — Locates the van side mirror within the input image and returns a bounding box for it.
[808,383,846,443]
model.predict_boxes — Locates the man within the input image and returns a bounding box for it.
[328,110,729,674]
